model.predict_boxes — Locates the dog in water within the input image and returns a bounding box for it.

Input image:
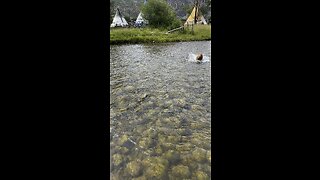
[196,53,203,62]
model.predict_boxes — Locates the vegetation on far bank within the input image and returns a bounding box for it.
[110,25,211,45]
[141,0,181,30]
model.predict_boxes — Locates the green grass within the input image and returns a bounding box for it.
[110,25,211,45]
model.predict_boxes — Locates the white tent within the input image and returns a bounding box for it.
[184,6,207,25]
[135,0,148,26]
[110,8,128,28]
[135,12,148,25]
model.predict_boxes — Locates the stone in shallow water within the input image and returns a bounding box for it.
[190,137,207,149]
[158,134,166,144]
[167,135,180,144]
[112,153,123,167]
[125,161,143,177]
[114,146,129,154]
[131,176,147,180]
[180,154,199,171]
[134,126,145,134]
[193,171,210,180]
[155,119,163,127]
[118,134,128,145]
[190,122,206,129]
[192,148,207,163]
[180,128,192,136]
[207,150,211,164]
[138,137,154,149]
[180,118,189,126]
[199,164,211,175]
[161,142,176,151]
[176,143,193,152]
[180,136,189,143]
[171,165,191,178]
[155,145,163,155]
[162,117,171,124]
[163,150,181,165]
[142,127,157,139]
[123,140,135,150]
[142,157,169,179]
[125,85,135,92]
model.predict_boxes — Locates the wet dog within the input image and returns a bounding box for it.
[196,53,203,61]
[196,53,203,63]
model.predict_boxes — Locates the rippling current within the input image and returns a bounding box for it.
[110,41,211,180]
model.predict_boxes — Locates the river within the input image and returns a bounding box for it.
[110,41,211,180]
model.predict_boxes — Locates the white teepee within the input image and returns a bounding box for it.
[111,8,128,27]
[135,0,148,26]
[184,6,207,25]
[135,12,147,24]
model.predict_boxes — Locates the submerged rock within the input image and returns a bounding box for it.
[171,165,191,178]
[190,138,207,149]
[134,125,145,134]
[180,136,189,143]
[155,146,163,155]
[181,154,198,171]
[192,148,207,163]
[179,128,192,136]
[112,153,123,167]
[190,122,206,129]
[138,137,154,149]
[114,146,129,154]
[207,150,211,164]
[167,135,180,144]
[161,142,175,151]
[193,171,209,180]
[142,128,157,139]
[131,176,147,180]
[176,143,193,152]
[119,134,128,145]
[125,161,142,177]
[163,150,181,165]
[125,85,135,92]
[158,134,166,144]
[146,109,157,117]
[142,157,169,179]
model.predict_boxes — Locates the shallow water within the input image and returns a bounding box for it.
[110,41,211,180]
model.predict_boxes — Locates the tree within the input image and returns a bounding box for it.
[141,0,181,29]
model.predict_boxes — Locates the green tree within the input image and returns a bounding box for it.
[183,4,193,16]
[141,0,181,29]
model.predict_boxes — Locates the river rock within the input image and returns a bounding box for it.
[167,135,180,144]
[118,134,128,145]
[142,157,169,179]
[163,150,180,165]
[193,171,209,180]
[171,165,191,178]
[176,143,193,152]
[138,137,154,149]
[192,148,207,163]
[125,161,142,177]
[161,142,175,151]
[112,153,123,167]
[131,176,147,180]
[207,150,211,164]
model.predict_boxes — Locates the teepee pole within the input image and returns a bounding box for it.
[118,8,124,23]
[194,0,198,24]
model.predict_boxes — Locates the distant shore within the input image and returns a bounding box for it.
[110,25,211,45]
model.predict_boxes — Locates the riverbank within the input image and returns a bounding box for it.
[110,25,211,45]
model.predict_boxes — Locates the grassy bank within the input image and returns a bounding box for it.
[110,25,211,45]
